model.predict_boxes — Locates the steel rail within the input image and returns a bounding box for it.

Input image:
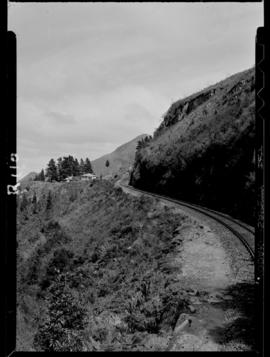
[174,199,254,234]
[120,183,255,261]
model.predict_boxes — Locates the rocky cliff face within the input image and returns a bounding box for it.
[130,68,255,224]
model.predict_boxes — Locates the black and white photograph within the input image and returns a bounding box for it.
[8,1,264,352]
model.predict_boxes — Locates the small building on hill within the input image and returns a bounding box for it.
[80,173,97,181]
[64,176,74,182]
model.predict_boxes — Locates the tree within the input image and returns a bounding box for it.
[136,136,152,151]
[33,277,86,351]
[34,169,44,181]
[60,156,74,179]
[79,159,85,175]
[45,155,94,181]
[67,156,74,177]
[70,156,77,176]
[32,192,37,213]
[84,158,93,174]
[46,159,58,182]
[57,157,64,181]
[74,158,80,176]
[105,160,110,168]
[40,169,45,181]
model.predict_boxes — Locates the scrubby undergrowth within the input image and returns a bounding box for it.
[17,180,191,351]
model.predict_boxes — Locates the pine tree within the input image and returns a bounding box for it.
[105,160,110,168]
[60,156,72,179]
[57,157,64,181]
[79,159,85,175]
[74,158,80,176]
[40,169,45,181]
[84,158,93,174]
[34,173,40,181]
[68,155,79,176]
[69,156,75,176]
[44,155,94,181]
[34,169,45,181]
[46,159,58,182]
[32,192,37,214]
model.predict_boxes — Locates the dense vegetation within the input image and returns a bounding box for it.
[130,68,255,225]
[17,180,192,351]
[35,156,94,182]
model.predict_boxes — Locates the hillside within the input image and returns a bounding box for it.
[19,171,37,188]
[92,134,148,178]
[130,68,255,225]
[17,180,193,351]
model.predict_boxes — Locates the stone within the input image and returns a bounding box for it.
[189,288,198,296]
[188,305,196,313]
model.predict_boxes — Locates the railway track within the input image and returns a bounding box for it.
[119,183,255,261]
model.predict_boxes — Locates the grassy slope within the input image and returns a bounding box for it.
[92,134,148,177]
[17,180,192,351]
[130,68,255,224]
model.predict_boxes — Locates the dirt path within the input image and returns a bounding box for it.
[176,224,231,290]
[118,180,255,351]
[167,220,254,351]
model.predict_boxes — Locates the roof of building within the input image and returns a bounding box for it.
[81,173,96,177]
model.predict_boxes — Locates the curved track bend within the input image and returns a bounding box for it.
[119,183,255,261]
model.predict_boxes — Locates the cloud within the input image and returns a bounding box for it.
[46,111,76,125]
[9,2,263,173]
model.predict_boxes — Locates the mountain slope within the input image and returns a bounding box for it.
[19,171,37,188]
[130,68,255,224]
[92,134,148,177]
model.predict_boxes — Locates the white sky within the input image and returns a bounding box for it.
[8,2,263,177]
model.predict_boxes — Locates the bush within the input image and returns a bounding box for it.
[33,278,87,351]
[42,248,74,288]
[124,278,187,334]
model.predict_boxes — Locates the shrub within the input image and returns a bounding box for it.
[20,194,28,211]
[33,278,87,351]
[43,248,74,284]
[46,192,52,210]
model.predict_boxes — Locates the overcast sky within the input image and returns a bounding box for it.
[8,2,263,177]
